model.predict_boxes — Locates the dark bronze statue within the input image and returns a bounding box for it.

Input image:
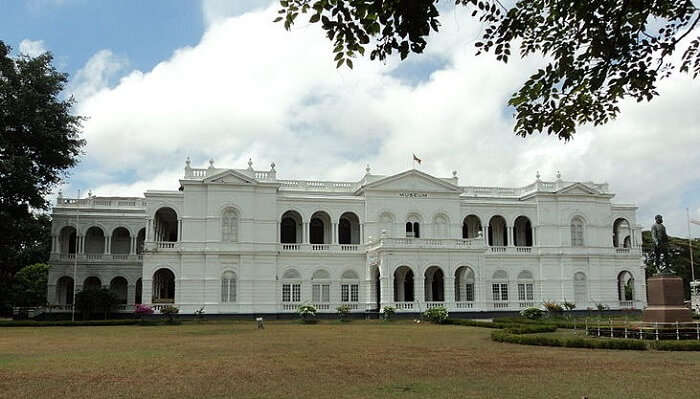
[651,214,670,273]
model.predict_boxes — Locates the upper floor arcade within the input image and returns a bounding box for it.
[50,161,642,257]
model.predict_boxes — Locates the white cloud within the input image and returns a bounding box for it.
[18,39,46,57]
[201,0,271,27]
[68,4,700,236]
[68,50,128,102]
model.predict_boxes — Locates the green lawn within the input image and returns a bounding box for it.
[1,320,699,398]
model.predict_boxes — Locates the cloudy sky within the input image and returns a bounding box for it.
[3,0,699,236]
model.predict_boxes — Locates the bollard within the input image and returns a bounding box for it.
[639,327,643,340]
[655,322,659,341]
[609,318,613,338]
[256,317,264,329]
[676,321,680,341]
[696,322,699,341]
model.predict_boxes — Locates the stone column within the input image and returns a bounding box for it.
[444,275,455,308]
[303,222,309,244]
[332,223,338,244]
[105,236,111,254]
[130,237,136,255]
[360,223,365,243]
[507,226,514,247]
[415,273,425,305]
[177,218,183,242]
[79,236,85,254]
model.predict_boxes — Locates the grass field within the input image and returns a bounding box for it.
[1,320,699,398]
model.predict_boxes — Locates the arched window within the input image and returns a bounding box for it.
[570,217,584,247]
[152,269,175,303]
[462,215,481,239]
[618,271,634,302]
[110,277,128,304]
[405,214,421,238]
[111,227,131,255]
[136,228,145,255]
[341,270,360,303]
[221,208,239,242]
[492,270,508,302]
[424,266,444,301]
[84,226,105,254]
[455,266,475,302]
[83,276,101,290]
[59,226,77,254]
[310,211,331,244]
[281,269,301,303]
[488,216,507,246]
[393,266,414,302]
[221,271,236,303]
[311,269,330,303]
[56,276,74,305]
[154,207,178,242]
[281,210,302,244]
[135,278,142,304]
[339,212,360,244]
[514,216,533,247]
[613,218,631,248]
[516,270,534,305]
[573,272,587,305]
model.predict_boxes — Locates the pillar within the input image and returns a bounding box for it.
[177,218,182,242]
[507,226,514,247]
[415,273,425,304]
[130,237,136,255]
[303,222,309,244]
[445,275,455,307]
[360,223,365,243]
[332,223,338,244]
[105,236,110,254]
[127,284,136,305]
[79,235,85,254]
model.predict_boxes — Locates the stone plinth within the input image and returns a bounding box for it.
[642,274,692,323]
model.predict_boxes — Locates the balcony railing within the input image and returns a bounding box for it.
[52,253,144,262]
[279,243,362,253]
[619,300,635,308]
[393,302,414,310]
[454,301,474,309]
[425,301,445,309]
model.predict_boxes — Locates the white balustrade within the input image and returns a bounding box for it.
[112,254,129,261]
[492,302,509,309]
[394,302,414,310]
[455,301,474,309]
[86,254,103,261]
[519,302,535,308]
[281,244,301,251]
[311,244,330,251]
[282,303,299,311]
[156,241,177,249]
[340,244,359,251]
[516,247,532,253]
[490,246,507,253]
[619,300,634,308]
[426,302,445,309]
[616,248,631,254]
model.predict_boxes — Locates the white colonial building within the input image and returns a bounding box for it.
[47,159,646,315]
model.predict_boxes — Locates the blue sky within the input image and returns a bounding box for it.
[1,0,203,78]
[2,0,699,236]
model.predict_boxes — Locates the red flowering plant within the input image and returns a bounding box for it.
[134,304,154,319]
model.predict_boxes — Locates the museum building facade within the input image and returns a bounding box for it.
[46,159,646,314]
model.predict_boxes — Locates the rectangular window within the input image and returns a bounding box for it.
[282,284,291,302]
[526,283,533,300]
[292,283,301,302]
[341,284,349,302]
[500,283,508,301]
[518,284,526,301]
[312,284,330,302]
[465,284,474,302]
[492,284,500,301]
[350,284,358,302]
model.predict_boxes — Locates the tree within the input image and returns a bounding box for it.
[0,41,84,312]
[75,288,119,320]
[642,230,700,299]
[11,263,50,307]
[276,0,700,140]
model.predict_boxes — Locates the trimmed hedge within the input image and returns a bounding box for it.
[443,318,557,334]
[491,331,648,350]
[503,325,558,335]
[0,319,141,327]
[652,340,700,351]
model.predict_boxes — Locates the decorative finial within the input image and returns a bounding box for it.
[209,158,215,167]
[366,164,371,174]
[248,158,253,170]
[452,170,457,178]
[185,156,191,167]
[556,170,562,180]
[88,189,93,197]
[57,190,63,198]
[536,170,541,181]
[270,162,276,171]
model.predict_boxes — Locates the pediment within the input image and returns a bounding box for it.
[359,169,459,193]
[203,169,257,185]
[556,183,600,196]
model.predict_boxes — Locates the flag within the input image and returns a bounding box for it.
[412,153,422,164]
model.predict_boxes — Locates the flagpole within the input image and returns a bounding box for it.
[72,189,80,322]
[689,208,695,282]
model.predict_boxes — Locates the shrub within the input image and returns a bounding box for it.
[543,301,563,315]
[160,305,179,324]
[194,306,206,321]
[503,325,557,334]
[595,303,609,312]
[491,331,647,350]
[134,304,154,317]
[75,288,119,320]
[297,304,317,324]
[423,306,448,324]
[562,300,576,312]
[336,305,351,322]
[0,319,141,327]
[653,340,700,351]
[520,307,545,320]
[382,306,395,321]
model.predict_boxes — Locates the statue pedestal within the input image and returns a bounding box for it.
[642,274,692,323]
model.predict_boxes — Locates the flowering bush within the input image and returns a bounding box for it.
[423,306,448,324]
[336,305,351,322]
[543,301,563,315]
[297,304,317,324]
[562,300,576,312]
[160,305,179,324]
[382,306,396,321]
[520,307,544,320]
[134,304,154,316]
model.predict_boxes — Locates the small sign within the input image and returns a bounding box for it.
[399,192,428,198]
